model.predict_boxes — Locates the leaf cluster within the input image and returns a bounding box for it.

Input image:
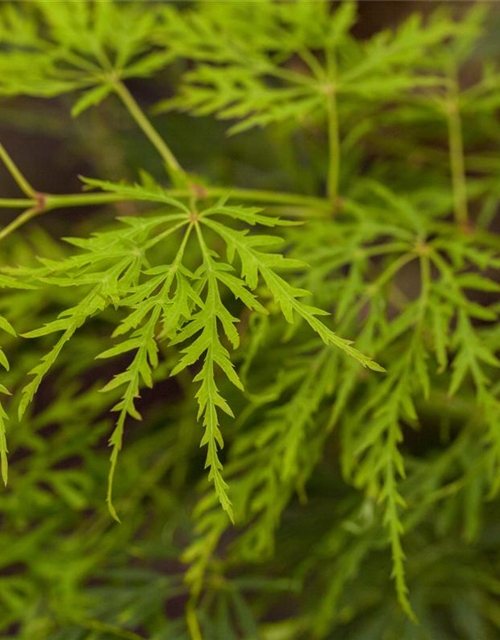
[0,2,500,639]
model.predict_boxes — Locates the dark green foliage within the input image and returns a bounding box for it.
[0,1,500,638]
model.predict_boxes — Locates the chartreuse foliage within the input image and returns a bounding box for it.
[8,178,379,526]
[0,1,500,638]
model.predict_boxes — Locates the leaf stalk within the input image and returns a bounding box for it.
[446,74,469,229]
[0,141,36,198]
[112,79,186,184]
[325,50,340,212]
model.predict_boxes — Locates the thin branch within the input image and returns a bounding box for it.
[325,50,340,211]
[3,187,329,214]
[203,186,330,211]
[0,198,36,209]
[186,597,203,640]
[0,184,330,242]
[446,73,468,229]
[44,192,130,210]
[45,187,329,211]
[0,142,36,197]
[112,78,186,184]
[0,205,45,242]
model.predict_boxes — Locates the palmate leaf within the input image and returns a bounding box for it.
[12,173,380,520]
[157,0,454,134]
[0,1,173,113]
[132,196,382,518]
[159,0,356,62]
[161,67,325,135]
[154,1,349,128]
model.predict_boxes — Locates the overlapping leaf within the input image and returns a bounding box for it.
[0,1,173,114]
[156,0,454,134]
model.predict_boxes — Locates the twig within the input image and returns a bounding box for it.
[0,141,36,197]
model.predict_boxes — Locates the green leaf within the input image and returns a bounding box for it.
[203,217,383,371]
[71,82,113,117]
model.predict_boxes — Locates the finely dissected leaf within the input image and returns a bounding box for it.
[102,309,160,522]
[202,217,383,371]
[157,0,454,134]
[20,288,107,419]
[169,227,249,520]
[71,83,113,117]
[98,226,192,519]
[1,2,499,634]
[449,311,500,397]
[0,393,9,487]
[14,181,379,520]
[0,1,172,108]
[0,314,15,486]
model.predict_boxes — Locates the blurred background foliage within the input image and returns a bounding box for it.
[1,2,500,640]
